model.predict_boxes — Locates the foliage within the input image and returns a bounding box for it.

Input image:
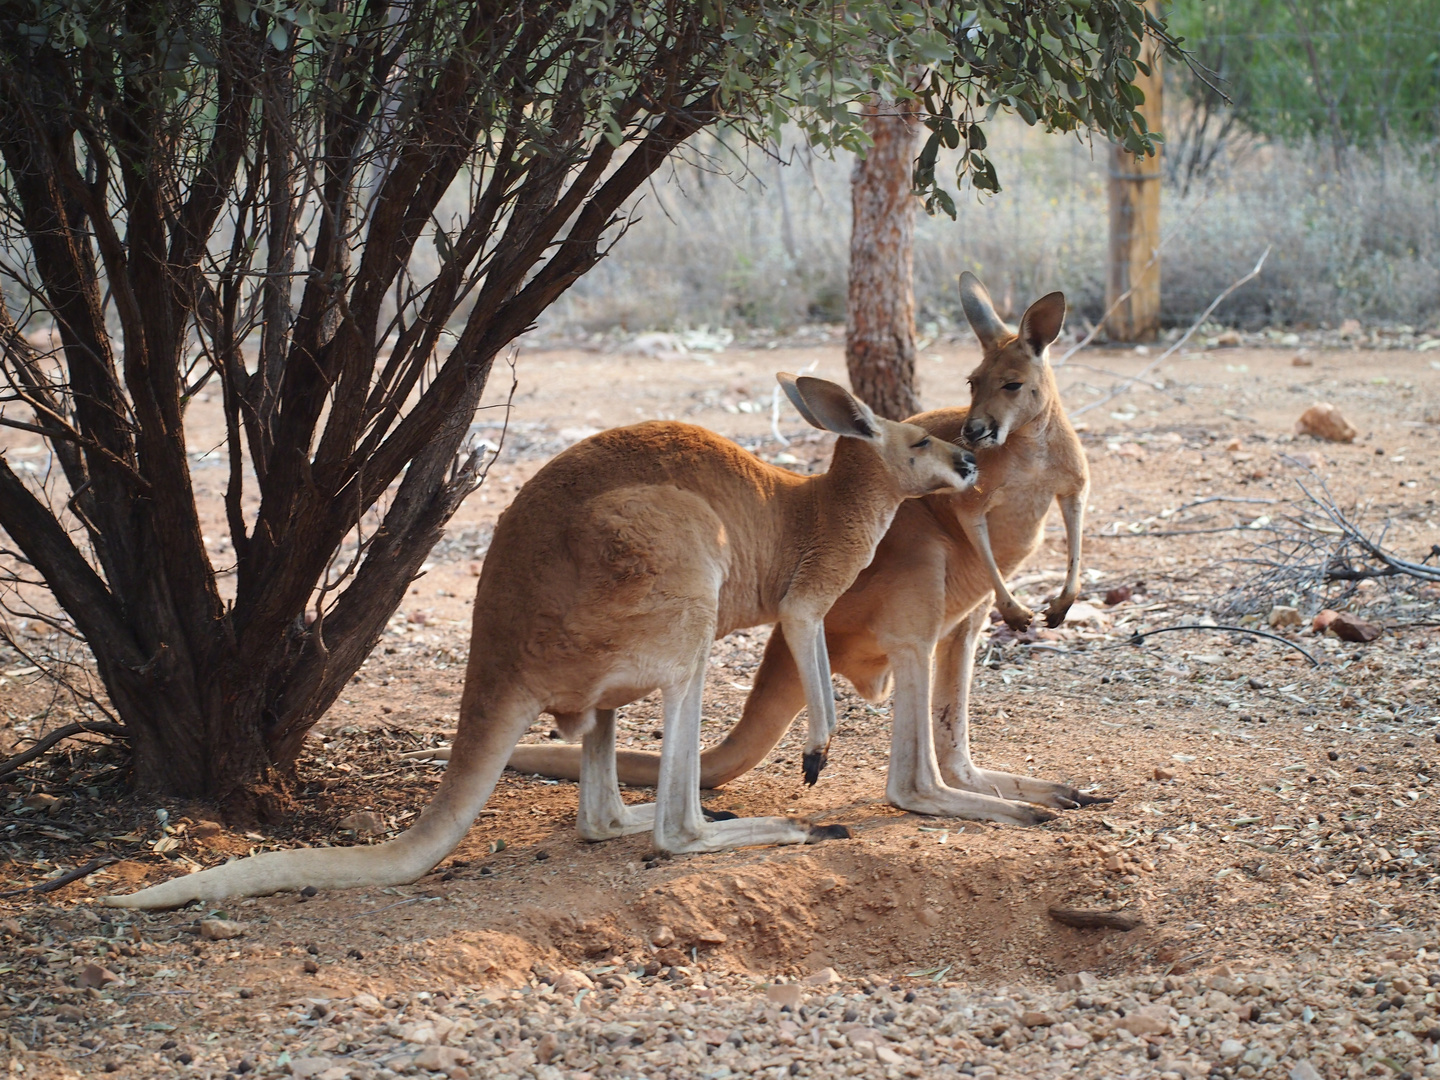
[0,0,1173,804]
[1166,0,1440,151]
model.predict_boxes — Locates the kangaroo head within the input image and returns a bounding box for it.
[958,272,1066,448]
[777,373,977,495]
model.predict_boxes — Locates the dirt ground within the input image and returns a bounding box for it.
[2,336,1439,1079]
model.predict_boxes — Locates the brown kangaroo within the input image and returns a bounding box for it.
[505,275,1099,823]
[106,375,976,908]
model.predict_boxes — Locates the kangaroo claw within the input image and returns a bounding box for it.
[801,750,827,786]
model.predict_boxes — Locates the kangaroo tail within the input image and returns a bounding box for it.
[103,703,534,910]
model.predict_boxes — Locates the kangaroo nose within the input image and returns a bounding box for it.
[962,418,988,443]
[956,447,977,471]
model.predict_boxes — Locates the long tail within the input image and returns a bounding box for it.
[508,628,807,788]
[103,703,534,910]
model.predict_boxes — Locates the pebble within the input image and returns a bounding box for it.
[335,810,386,836]
[287,1057,333,1079]
[765,983,803,1010]
[77,963,119,989]
[650,925,675,947]
[198,918,246,940]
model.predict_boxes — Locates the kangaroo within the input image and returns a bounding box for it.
[504,275,1099,823]
[105,375,976,908]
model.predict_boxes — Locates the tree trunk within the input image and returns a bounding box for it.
[845,98,922,421]
[1104,1,1164,343]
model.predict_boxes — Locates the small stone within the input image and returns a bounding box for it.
[1312,609,1340,633]
[1295,402,1357,443]
[287,1057,334,1080]
[1328,612,1381,643]
[917,906,942,927]
[1219,1039,1246,1064]
[766,983,803,1010]
[1116,1006,1170,1037]
[1153,767,1175,781]
[1291,354,1313,367]
[21,792,61,813]
[874,1044,904,1065]
[303,959,320,974]
[694,929,727,946]
[1338,318,1362,338]
[412,1046,473,1072]
[336,811,386,836]
[1021,1011,1057,1027]
[1215,329,1242,347]
[1267,605,1302,629]
[199,918,246,941]
[1055,972,1098,992]
[350,992,386,1015]
[1104,585,1133,606]
[802,967,841,986]
[552,970,595,995]
[78,964,120,989]
[1289,1063,1323,1080]
[536,1032,560,1064]
[650,925,675,948]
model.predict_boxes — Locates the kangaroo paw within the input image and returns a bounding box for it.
[802,751,827,787]
[1000,605,1035,632]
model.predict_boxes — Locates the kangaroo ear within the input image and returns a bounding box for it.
[778,373,880,439]
[959,271,1009,350]
[1019,291,1067,358]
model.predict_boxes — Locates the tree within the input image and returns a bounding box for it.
[1166,0,1440,174]
[0,0,1171,813]
[845,96,922,421]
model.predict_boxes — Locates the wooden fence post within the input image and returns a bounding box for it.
[1105,7,1164,342]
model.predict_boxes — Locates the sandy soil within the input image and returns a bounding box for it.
[2,338,1439,1080]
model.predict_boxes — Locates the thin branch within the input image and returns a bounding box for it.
[0,721,128,775]
[1069,247,1271,419]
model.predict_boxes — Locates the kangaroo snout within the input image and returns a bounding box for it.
[954,445,978,481]
[962,417,995,446]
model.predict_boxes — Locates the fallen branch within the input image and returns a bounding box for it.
[1112,623,1320,667]
[1048,906,1143,931]
[0,721,127,776]
[0,856,117,898]
[1070,246,1271,419]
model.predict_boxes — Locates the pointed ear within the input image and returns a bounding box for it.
[959,271,1009,350]
[1018,291,1066,357]
[778,373,880,439]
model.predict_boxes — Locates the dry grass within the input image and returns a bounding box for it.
[534,121,1440,337]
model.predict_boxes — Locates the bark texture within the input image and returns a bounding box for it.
[845,98,922,421]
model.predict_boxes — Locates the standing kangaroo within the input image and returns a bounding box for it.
[506,275,1099,823]
[106,375,976,908]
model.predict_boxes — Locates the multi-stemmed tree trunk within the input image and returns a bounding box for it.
[0,1,1170,813]
[845,97,923,421]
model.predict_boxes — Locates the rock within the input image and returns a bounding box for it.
[1021,1011,1058,1027]
[412,1045,473,1072]
[78,964,120,989]
[1338,318,1362,338]
[287,1057,334,1080]
[350,992,386,1015]
[1267,605,1302,629]
[199,918,246,941]
[536,1032,560,1065]
[1312,609,1340,633]
[1328,612,1381,642]
[21,792,61,813]
[1218,1039,1246,1064]
[191,820,224,840]
[650,925,675,948]
[1116,1006,1171,1036]
[336,811,386,836]
[1153,767,1175,781]
[1290,1062,1324,1080]
[874,1044,904,1065]
[917,906,942,927]
[802,967,841,986]
[552,970,595,995]
[1215,329,1242,347]
[1295,402,1357,443]
[1055,971,1098,992]
[1104,585,1133,606]
[766,983,803,1010]
[654,948,688,968]
[693,929,727,946]
[1291,353,1313,367]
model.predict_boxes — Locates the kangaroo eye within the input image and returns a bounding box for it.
[1003,381,1023,391]
[911,437,931,449]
